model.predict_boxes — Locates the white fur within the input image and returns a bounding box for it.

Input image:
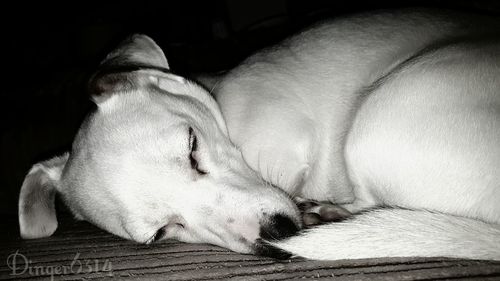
[271,209,500,260]
[213,10,500,260]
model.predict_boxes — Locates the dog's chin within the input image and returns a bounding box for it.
[252,239,293,260]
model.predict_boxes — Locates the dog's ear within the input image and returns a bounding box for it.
[89,34,169,103]
[100,34,169,70]
[19,153,69,239]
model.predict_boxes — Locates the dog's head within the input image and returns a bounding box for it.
[18,35,300,257]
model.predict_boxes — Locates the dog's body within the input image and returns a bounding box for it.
[208,10,500,259]
[19,9,500,260]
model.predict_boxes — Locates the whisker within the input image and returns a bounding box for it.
[208,78,221,96]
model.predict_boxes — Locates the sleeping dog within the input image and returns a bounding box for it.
[19,9,500,260]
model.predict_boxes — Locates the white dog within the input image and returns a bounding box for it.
[19,9,500,260]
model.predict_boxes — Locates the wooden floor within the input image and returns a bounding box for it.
[1,216,500,280]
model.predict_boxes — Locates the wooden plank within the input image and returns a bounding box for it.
[1,216,499,280]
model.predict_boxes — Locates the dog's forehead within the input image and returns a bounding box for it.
[66,99,190,202]
[71,95,189,165]
[92,92,181,132]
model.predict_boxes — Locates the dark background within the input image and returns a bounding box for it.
[2,0,499,219]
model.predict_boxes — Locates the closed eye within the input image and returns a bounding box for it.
[147,227,166,244]
[147,223,185,244]
[189,127,207,175]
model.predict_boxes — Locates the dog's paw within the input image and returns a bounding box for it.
[294,197,352,227]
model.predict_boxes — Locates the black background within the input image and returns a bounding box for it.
[2,0,499,217]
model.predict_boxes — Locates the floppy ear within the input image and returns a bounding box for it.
[89,34,170,103]
[19,153,69,239]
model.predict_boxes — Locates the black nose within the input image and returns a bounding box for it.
[260,214,299,241]
[254,214,299,259]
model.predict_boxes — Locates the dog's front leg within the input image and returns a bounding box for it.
[294,197,352,227]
